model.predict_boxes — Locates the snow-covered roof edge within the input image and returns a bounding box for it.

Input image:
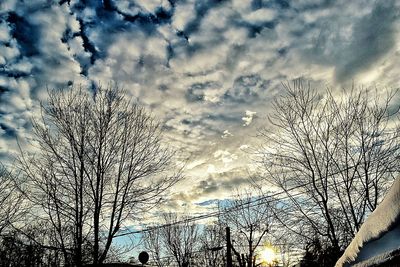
[335,177,400,267]
[353,247,400,267]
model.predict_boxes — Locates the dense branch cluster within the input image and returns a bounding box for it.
[6,86,181,266]
[258,81,399,258]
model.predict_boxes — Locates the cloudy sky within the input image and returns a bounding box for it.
[1,0,400,213]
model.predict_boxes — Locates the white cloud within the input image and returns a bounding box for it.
[207,164,216,174]
[214,149,238,165]
[135,0,171,13]
[171,1,195,31]
[0,0,17,13]
[243,8,276,24]
[242,110,257,126]
[239,144,249,150]
[222,130,233,138]
[186,159,206,170]
[0,21,11,42]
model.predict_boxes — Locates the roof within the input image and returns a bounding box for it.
[352,247,400,267]
[335,177,400,267]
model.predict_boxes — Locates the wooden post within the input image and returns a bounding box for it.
[226,227,233,267]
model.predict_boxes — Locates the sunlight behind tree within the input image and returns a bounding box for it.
[259,244,278,266]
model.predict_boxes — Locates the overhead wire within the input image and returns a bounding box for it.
[114,170,367,238]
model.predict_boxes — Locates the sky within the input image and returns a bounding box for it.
[1,0,400,216]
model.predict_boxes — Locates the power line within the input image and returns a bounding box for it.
[114,173,361,238]
[114,183,303,237]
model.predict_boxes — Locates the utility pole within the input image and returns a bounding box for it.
[226,227,233,267]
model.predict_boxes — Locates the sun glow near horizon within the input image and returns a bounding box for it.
[259,245,278,266]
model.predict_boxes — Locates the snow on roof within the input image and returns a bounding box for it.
[335,177,400,267]
[352,247,400,267]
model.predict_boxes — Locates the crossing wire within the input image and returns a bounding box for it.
[114,170,369,238]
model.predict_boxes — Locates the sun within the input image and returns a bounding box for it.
[260,246,277,266]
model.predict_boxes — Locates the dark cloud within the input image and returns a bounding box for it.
[233,18,276,38]
[6,12,41,57]
[250,0,291,10]
[197,178,220,194]
[181,0,228,37]
[223,74,270,104]
[0,122,16,138]
[185,81,220,102]
[293,0,399,83]
[181,171,252,203]
[335,1,399,81]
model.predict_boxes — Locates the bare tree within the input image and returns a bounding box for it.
[0,163,23,235]
[198,223,226,267]
[258,81,399,255]
[268,224,300,267]
[0,221,70,267]
[18,85,182,266]
[144,213,199,267]
[143,224,169,267]
[221,190,276,267]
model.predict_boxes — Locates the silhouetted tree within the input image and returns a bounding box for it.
[144,213,199,267]
[221,190,276,267]
[299,237,342,267]
[0,163,23,235]
[0,222,66,267]
[258,80,399,256]
[198,223,226,267]
[18,85,182,266]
